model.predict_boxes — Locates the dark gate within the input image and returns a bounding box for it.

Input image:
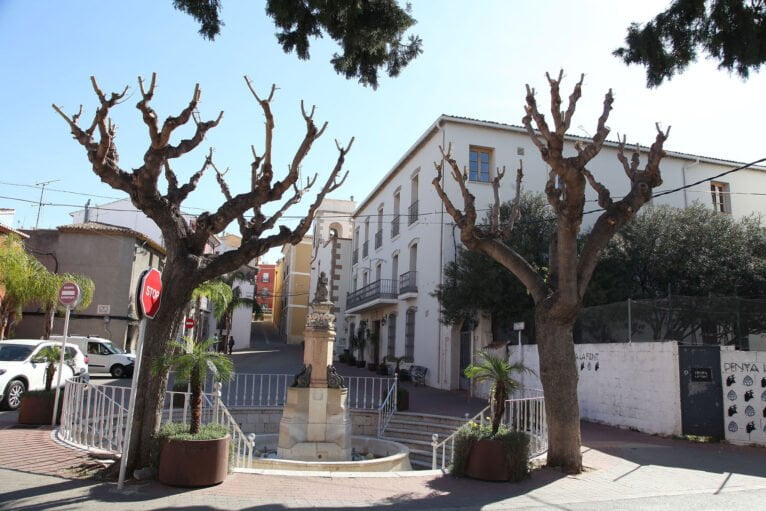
[678,345,723,437]
[459,325,471,390]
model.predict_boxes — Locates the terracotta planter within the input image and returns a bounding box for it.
[159,434,230,487]
[18,393,60,425]
[464,439,509,481]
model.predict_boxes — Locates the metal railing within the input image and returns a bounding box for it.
[362,240,369,258]
[399,271,417,294]
[346,279,398,310]
[374,230,382,249]
[408,201,419,225]
[352,248,358,265]
[58,377,254,468]
[377,378,398,437]
[391,215,400,237]
[431,390,547,469]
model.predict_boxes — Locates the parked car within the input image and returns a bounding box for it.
[50,335,135,378]
[0,339,90,411]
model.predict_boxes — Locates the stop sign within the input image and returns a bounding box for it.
[59,282,81,307]
[138,268,162,319]
[185,317,195,329]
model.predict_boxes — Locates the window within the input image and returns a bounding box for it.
[261,288,269,298]
[387,314,397,361]
[262,272,270,283]
[405,308,416,361]
[711,182,730,213]
[469,147,491,182]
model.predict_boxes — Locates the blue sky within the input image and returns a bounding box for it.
[2,1,765,262]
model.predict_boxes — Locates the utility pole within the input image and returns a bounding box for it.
[34,179,60,228]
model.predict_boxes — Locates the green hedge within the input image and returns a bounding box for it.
[151,422,231,469]
[450,422,530,482]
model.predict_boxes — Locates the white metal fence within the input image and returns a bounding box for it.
[430,389,547,470]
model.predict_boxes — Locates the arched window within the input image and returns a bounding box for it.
[329,222,343,239]
[387,313,397,361]
[405,308,416,361]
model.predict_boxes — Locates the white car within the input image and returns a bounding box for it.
[0,339,90,411]
[50,335,135,378]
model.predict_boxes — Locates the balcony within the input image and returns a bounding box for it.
[391,214,400,238]
[362,240,369,258]
[408,201,419,225]
[374,230,382,249]
[352,249,358,265]
[346,279,398,313]
[399,271,418,298]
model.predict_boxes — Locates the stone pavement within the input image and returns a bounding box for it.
[2,419,765,510]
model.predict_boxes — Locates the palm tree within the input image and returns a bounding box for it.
[215,271,257,341]
[190,279,233,343]
[0,235,49,339]
[156,336,234,435]
[464,351,530,435]
[34,345,73,391]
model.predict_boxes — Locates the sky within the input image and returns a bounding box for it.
[2,1,766,263]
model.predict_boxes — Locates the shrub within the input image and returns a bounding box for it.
[450,422,530,482]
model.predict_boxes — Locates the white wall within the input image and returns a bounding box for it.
[502,341,683,436]
[721,349,766,446]
[229,279,254,351]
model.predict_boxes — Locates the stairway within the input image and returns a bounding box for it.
[381,411,467,469]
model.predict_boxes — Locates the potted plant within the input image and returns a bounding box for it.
[153,337,234,487]
[385,355,409,410]
[18,345,71,425]
[454,351,531,482]
[353,324,367,368]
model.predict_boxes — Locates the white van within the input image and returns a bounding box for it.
[50,335,135,378]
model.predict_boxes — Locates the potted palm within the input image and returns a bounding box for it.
[455,351,531,481]
[18,345,71,424]
[154,337,234,487]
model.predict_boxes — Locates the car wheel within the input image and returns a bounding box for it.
[2,379,26,411]
[110,365,125,378]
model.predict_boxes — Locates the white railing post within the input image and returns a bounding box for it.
[431,434,439,469]
[213,382,222,422]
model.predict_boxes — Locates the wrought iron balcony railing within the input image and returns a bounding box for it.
[347,279,398,310]
[399,271,417,295]
[391,215,400,237]
[375,230,383,249]
[408,201,419,225]
[362,240,369,258]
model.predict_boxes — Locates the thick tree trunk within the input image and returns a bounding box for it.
[42,308,54,340]
[535,305,583,473]
[125,260,196,473]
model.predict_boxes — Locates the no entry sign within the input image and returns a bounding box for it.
[138,268,162,319]
[58,282,81,308]
[185,317,195,329]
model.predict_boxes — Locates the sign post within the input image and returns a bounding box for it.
[513,322,525,391]
[118,268,162,490]
[52,282,81,425]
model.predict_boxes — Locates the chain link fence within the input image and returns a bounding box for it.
[575,296,766,350]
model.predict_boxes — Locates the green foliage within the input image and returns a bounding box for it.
[614,0,766,87]
[464,351,531,435]
[192,279,233,321]
[451,422,530,481]
[33,345,73,391]
[587,203,766,303]
[173,0,422,88]
[434,193,554,333]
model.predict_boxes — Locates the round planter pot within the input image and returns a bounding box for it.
[159,434,230,487]
[19,394,60,425]
[465,438,509,481]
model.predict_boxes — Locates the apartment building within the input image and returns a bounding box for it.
[345,115,766,391]
[273,235,313,344]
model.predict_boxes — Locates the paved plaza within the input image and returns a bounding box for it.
[1,324,765,509]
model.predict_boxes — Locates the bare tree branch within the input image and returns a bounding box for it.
[574,88,613,167]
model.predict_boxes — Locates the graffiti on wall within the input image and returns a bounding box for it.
[721,354,766,445]
[577,351,600,372]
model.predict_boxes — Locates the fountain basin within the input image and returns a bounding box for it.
[247,435,411,472]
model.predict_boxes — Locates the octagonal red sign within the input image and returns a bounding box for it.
[59,282,81,307]
[138,268,162,319]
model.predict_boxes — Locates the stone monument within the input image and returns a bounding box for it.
[277,272,352,461]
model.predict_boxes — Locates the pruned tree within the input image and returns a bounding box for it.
[53,73,351,472]
[172,0,423,89]
[614,0,766,87]
[432,71,670,473]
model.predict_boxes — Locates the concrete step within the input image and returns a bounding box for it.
[383,426,457,443]
[385,419,462,436]
[392,411,469,428]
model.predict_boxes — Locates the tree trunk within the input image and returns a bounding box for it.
[190,366,202,435]
[125,260,196,473]
[535,305,583,473]
[42,308,54,340]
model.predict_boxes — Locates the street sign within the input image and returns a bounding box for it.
[138,268,162,319]
[185,317,195,329]
[513,322,525,331]
[96,304,111,315]
[58,282,81,307]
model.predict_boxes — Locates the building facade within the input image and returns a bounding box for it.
[16,222,165,350]
[274,236,313,344]
[255,263,276,315]
[345,115,766,391]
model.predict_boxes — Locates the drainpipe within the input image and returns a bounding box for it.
[681,159,700,208]
[437,120,446,387]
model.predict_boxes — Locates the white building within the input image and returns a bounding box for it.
[307,198,356,355]
[345,115,766,391]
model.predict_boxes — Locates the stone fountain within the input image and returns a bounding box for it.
[277,272,352,461]
[245,272,411,473]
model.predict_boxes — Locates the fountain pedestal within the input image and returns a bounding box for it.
[277,276,352,461]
